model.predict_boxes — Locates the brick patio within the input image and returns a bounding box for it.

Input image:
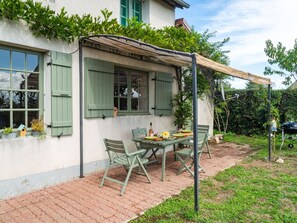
[0,143,252,223]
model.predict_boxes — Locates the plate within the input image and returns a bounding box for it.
[165,136,177,140]
[144,136,159,140]
[181,129,192,133]
[172,133,185,138]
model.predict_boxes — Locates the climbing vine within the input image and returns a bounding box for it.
[0,0,231,127]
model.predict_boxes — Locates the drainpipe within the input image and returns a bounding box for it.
[268,84,271,161]
[79,39,84,178]
[192,53,199,212]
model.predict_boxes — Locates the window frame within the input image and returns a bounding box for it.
[0,45,43,130]
[120,0,142,26]
[114,66,149,115]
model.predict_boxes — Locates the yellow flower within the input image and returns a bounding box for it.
[162,131,170,139]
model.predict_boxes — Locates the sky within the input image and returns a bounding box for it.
[176,0,297,89]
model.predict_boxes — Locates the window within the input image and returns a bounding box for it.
[120,0,142,26]
[114,67,148,114]
[0,47,42,129]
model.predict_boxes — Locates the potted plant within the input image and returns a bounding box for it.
[1,127,17,139]
[30,116,45,137]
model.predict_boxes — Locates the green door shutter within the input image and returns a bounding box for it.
[84,58,114,118]
[51,51,72,136]
[155,72,173,116]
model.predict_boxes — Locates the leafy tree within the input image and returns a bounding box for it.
[264,39,297,86]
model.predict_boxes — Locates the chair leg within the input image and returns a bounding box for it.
[147,149,160,163]
[100,164,111,188]
[120,157,136,196]
[137,157,152,183]
[206,141,212,159]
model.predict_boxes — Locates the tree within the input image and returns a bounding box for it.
[264,39,297,86]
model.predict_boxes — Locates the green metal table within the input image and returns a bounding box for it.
[132,136,193,181]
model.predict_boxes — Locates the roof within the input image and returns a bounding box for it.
[175,18,191,32]
[80,34,271,85]
[162,0,190,9]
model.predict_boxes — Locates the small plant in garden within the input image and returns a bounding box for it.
[2,127,13,135]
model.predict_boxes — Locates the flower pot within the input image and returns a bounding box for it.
[1,132,17,139]
[31,131,42,137]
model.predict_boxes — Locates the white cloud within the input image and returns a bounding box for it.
[205,0,297,68]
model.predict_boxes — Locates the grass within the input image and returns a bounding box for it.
[131,133,297,223]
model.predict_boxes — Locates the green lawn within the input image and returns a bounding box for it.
[131,133,297,223]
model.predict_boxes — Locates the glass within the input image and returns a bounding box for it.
[28,92,39,108]
[13,111,25,128]
[0,91,10,108]
[27,72,39,89]
[0,70,10,89]
[0,111,10,129]
[12,51,25,70]
[119,85,128,97]
[119,98,127,110]
[12,71,25,89]
[131,98,139,110]
[0,49,10,69]
[138,98,147,110]
[13,91,25,108]
[114,98,118,110]
[28,111,39,127]
[27,54,39,72]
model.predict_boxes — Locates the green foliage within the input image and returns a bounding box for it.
[214,86,297,135]
[2,127,13,134]
[173,92,192,129]
[264,39,297,86]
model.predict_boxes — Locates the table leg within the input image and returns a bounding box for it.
[161,148,166,181]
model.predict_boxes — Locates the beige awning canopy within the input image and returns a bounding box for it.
[81,34,271,85]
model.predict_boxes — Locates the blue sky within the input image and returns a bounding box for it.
[176,0,297,89]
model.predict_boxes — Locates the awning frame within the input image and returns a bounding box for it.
[78,34,272,212]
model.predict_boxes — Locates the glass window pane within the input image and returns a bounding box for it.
[27,54,39,72]
[13,111,25,128]
[13,91,25,108]
[0,49,10,69]
[0,70,10,89]
[12,71,26,89]
[28,92,39,108]
[0,111,10,129]
[119,85,128,97]
[131,98,139,110]
[12,51,25,70]
[27,73,39,90]
[119,98,127,110]
[138,98,147,110]
[0,90,10,109]
[28,111,39,127]
[114,98,118,109]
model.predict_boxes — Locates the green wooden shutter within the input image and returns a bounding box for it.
[84,58,114,118]
[155,72,173,116]
[51,51,72,136]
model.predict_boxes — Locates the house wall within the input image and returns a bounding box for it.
[0,19,178,199]
[41,0,175,29]
[0,1,214,199]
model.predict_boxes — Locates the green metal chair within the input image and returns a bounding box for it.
[181,124,212,159]
[175,132,207,177]
[132,128,160,164]
[100,138,152,195]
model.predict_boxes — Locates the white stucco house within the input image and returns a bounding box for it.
[0,0,214,199]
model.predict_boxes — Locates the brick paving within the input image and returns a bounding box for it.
[0,143,252,223]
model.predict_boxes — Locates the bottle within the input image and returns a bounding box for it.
[148,122,154,136]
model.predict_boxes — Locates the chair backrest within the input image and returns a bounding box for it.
[197,124,209,134]
[197,132,208,148]
[132,128,147,139]
[104,138,128,161]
